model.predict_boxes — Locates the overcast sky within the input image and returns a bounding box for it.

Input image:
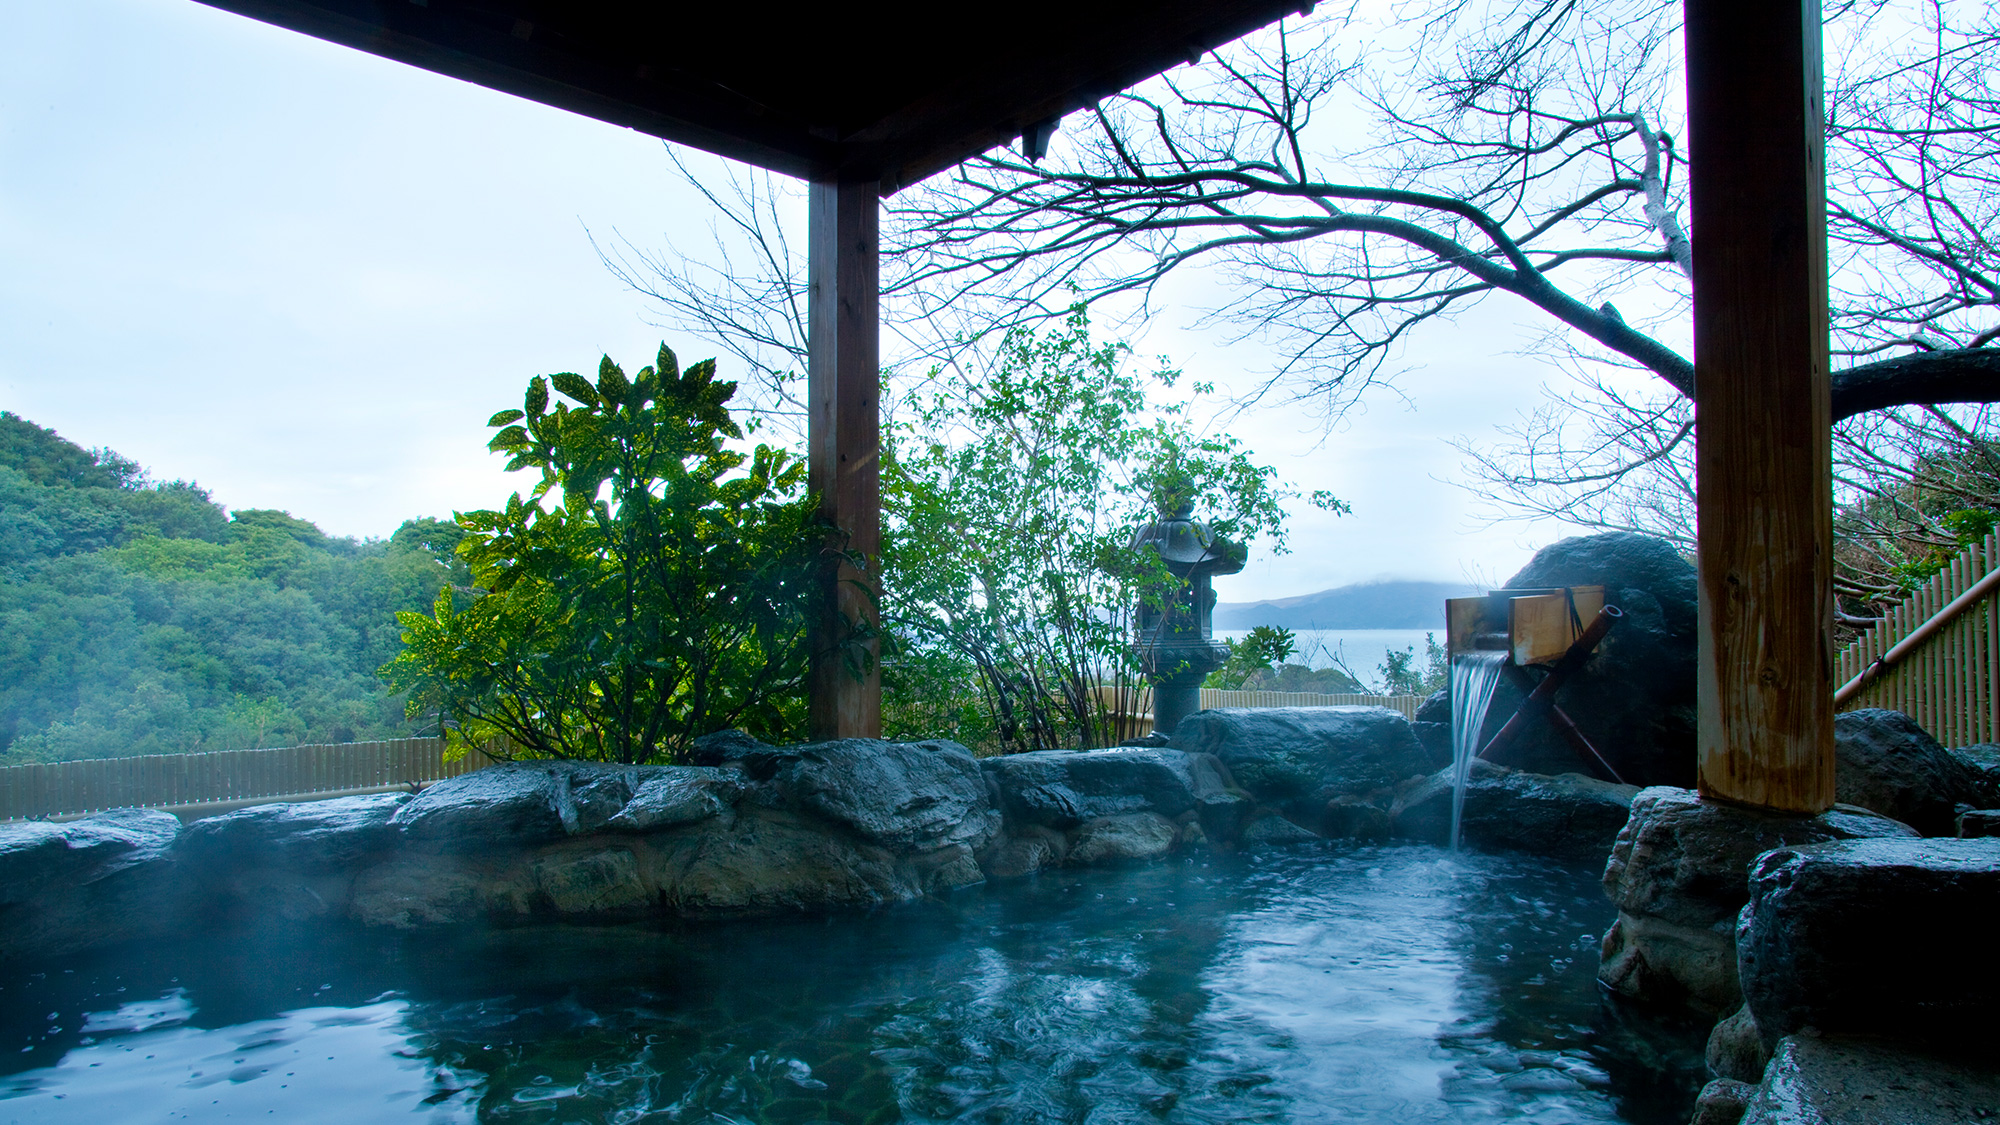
[1,0,1585,601]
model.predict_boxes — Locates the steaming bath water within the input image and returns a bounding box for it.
[1450,651,1510,850]
[0,846,1705,1124]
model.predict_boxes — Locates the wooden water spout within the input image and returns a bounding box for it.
[1445,588,1627,783]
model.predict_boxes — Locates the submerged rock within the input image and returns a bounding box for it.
[1835,708,1982,835]
[1596,787,1915,1017]
[1737,836,2000,1046]
[1170,706,1429,815]
[1388,760,1638,862]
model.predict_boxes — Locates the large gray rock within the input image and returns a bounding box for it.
[769,739,998,851]
[1596,787,1915,1016]
[0,808,183,962]
[1740,1034,2000,1125]
[1170,707,1429,814]
[1950,743,2000,807]
[1389,761,1638,862]
[981,747,1231,829]
[1066,812,1180,866]
[1835,709,1982,835]
[1471,534,1699,788]
[1737,836,2000,1045]
[390,764,574,848]
[1410,689,1453,770]
[177,793,407,872]
[606,767,740,832]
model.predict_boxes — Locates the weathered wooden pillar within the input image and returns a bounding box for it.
[806,179,883,739]
[1687,0,1835,811]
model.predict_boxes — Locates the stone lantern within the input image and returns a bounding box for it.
[1127,497,1246,737]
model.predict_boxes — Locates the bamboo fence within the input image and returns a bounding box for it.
[0,738,491,823]
[1834,528,2000,747]
[1197,689,1424,720]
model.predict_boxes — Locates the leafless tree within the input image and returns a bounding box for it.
[609,0,2000,612]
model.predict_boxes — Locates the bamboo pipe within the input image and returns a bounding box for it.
[1835,563,2000,706]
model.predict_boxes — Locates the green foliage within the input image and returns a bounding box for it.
[0,415,459,762]
[882,309,1298,752]
[381,345,827,764]
[1205,626,1298,689]
[1378,633,1449,696]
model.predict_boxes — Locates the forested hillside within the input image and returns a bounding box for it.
[0,412,464,763]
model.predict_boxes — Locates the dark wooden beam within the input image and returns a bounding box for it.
[1687,0,1835,812]
[807,180,882,739]
[192,0,1305,190]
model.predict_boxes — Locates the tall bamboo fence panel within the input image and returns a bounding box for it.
[1835,528,2000,747]
[0,738,492,822]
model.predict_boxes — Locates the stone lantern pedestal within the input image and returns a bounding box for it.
[1127,499,1245,737]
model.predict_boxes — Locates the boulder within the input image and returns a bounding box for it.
[981,825,1069,879]
[1739,1034,2000,1125]
[1596,787,1916,1016]
[390,764,573,849]
[1169,707,1429,815]
[0,808,184,962]
[651,810,916,918]
[606,767,740,832]
[688,728,775,767]
[1389,761,1639,862]
[1470,533,1698,788]
[1958,808,2000,837]
[0,807,181,904]
[981,747,1230,830]
[1239,811,1322,847]
[1737,836,2000,1046]
[1410,689,1452,770]
[1949,743,2000,807]
[1066,813,1179,866]
[1689,1079,1756,1125]
[1834,709,1982,835]
[768,739,998,852]
[1705,1004,1769,1084]
[176,793,407,872]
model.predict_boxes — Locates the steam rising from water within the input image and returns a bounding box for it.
[1,848,1706,1123]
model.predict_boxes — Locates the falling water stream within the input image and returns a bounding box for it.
[1449,651,1510,850]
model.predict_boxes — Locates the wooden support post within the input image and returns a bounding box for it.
[1687,0,1835,812]
[807,179,883,740]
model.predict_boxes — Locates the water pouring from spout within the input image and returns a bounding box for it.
[1448,650,1508,851]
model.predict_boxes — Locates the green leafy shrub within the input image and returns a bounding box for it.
[881,310,1303,752]
[382,345,827,764]
[1205,626,1298,689]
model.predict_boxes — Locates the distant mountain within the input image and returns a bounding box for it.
[1214,579,1480,630]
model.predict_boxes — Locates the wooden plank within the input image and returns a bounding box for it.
[806,178,883,740]
[1687,0,1836,812]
